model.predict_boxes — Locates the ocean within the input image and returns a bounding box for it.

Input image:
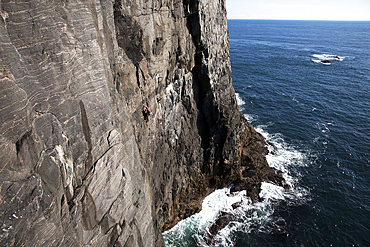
[163,20,370,246]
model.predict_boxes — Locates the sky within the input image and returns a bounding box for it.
[226,0,370,21]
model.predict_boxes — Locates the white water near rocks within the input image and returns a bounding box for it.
[163,111,309,246]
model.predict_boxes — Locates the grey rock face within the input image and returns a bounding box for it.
[0,0,280,246]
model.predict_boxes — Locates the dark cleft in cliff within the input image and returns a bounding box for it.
[0,0,285,246]
[159,0,287,232]
[114,0,144,67]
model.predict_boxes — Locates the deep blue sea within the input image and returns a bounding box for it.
[163,20,370,246]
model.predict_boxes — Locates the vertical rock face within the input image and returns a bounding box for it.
[0,0,282,246]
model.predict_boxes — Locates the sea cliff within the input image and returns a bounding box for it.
[0,0,283,246]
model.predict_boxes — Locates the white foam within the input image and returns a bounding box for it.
[316,122,330,134]
[312,53,345,61]
[235,92,246,107]
[312,59,331,65]
[260,182,285,200]
[211,121,310,243]
[312,59,323,64]
[244,113,256,123]
[256,126,309,193]
[212,181,288,246]
[163,188,248,246]
[163,119,310,246]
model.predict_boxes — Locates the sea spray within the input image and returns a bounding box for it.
[209,118,310,246]
[163,188,249,246]
[163,115,309,246]
[235,93,246,108]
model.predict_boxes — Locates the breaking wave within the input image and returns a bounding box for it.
[163,115,309,247]
[235,93,246,108]
[311,53,345,65]
[312,54,345,61]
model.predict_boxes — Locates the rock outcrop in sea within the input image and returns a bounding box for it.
[0,0,284,245]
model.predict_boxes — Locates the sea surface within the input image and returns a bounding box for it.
[163,20,370,246]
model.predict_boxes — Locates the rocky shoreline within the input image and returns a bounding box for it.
[162,118,287,231]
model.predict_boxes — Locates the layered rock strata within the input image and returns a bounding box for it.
[0,0,284,246]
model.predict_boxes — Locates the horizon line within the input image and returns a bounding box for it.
[227,18,370,22]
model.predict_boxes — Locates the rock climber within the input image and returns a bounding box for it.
[143,104,151,122]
